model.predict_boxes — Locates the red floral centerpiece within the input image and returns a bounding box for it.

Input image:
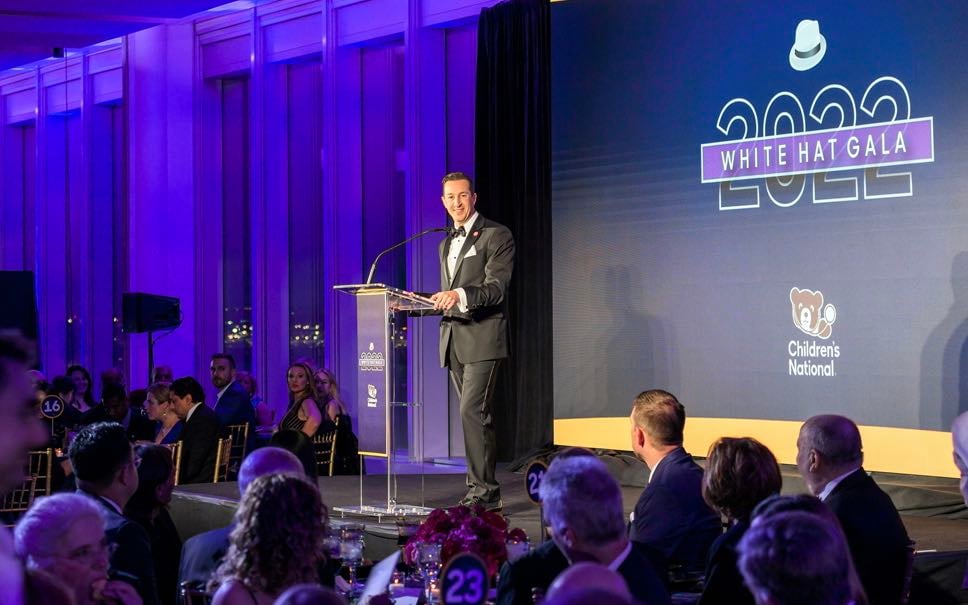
[403,504,528,579]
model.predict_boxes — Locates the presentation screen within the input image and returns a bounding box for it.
[551,0,968,451]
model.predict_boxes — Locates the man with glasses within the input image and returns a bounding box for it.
[430,172,515,512]
[71,421,159,605]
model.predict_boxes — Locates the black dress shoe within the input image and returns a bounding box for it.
[458,495,503,513]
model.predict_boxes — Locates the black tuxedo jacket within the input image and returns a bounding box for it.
[630,447,722,574]
[213,381,256,450]
[179,404,220,484]
[825,468,910,605]
[178,525,232,588]
[437,214,514,366]
[496,541,568,605]
[80,491,159,605]
[697,520,754,605]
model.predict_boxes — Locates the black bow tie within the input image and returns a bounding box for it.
[452,226,467,238]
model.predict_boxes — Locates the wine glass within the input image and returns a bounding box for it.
[339,523,366,596]
[417,541,442,604]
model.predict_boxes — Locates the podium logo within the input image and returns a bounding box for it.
[790,287,836,339]
[359,342,385,372]
[366,384,378,408]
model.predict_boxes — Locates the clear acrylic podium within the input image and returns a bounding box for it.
[331,283,437,520]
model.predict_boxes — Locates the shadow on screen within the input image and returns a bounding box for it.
[590,264,680,417]
[920,251,968,429]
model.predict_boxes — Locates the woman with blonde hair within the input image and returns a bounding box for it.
[209,474,328,605]
[314,368,360,476]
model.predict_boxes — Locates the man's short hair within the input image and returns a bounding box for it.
[442,171,475,193]
[631,389,685,446]
[49,376,75,398]
[238,447,305,494]
[101,381,126,403]
[0,331,34,392]
[68,422,132,487]
[738,511,853,605]
[539,455,625,547]
[170,376,205,404]
[211,353,236,369]
[802,415,863,467]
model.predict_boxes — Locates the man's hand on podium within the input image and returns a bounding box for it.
[430,290,460,311]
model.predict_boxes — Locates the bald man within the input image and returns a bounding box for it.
[796,415,910,605]
[544,562,630,602]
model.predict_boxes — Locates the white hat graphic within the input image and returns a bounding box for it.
[789,19,826,71]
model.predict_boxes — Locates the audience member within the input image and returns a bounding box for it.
[178,447,305,588]
[236,371,261,408]
[151,366,173,385]
[698,437,781,605]
[0,332,49,605]
[48,374,85,443]
[544,562,631,602]
[70,422,160,605]
[953,411,968,506]
[170,377,220,484]
[738,511,854,605]
[209,474,328,604]
[796,415,911,605]
[210,354,256,452]
[315,368,360,475]
[628,389,721,576]
[130,388,148,414]
[280,363,322,436]
[82,382,155,442]
[126,444,182,605]
[275,584,348,605]
[145,382,183,445]
[101,367,126,396]
[15,492,143,605]
[539,455,670,605]
[68,364,96,412]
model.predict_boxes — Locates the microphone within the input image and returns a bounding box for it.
[365,227,449,285]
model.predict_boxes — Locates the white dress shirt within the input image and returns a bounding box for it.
[817,466,861,501]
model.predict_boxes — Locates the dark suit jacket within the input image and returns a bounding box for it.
[80,491,159,605]
[618,544,672,605]
[179,404,220,484]
[438,215,514,366]
[213,381,256,452]
[178,525,232,588]
[697,520,753,605]
[80,406,156,442]
[630,447,722,575]
[496,541,568,605]
[825,468,911,605]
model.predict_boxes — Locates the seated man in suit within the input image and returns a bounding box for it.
[797,414,911,605]
[210,353,256,449]
[70,421,160,605]
[80,382,155,442]
[170,377,220,484]
[629,389,722,577]
[503,455,670,605]
[178,447,305,588]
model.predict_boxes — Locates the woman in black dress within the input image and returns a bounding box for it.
[314,368,360,475]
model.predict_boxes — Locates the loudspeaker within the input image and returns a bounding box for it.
[0,271,39,342]
[122,293,181,333]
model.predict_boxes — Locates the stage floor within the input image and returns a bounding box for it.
[170,462,968,604]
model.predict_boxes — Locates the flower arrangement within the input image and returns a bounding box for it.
[403,504,528,578]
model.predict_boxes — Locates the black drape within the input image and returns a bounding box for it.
[475,0,552,461]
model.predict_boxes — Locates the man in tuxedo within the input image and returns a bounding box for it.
[210,354,255,449]
[170,376,220,484]
[80,382,155,442]
[0,333,49,605]
[178,447,305,587]
[629,389,721,577]
[535,455,670,605]
[70,421,159,605]
[430,172,514,511]
[797,414,911,605]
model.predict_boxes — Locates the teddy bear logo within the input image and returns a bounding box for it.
[789,287,837,339]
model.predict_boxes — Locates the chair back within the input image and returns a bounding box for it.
[900,539,917,605]
[164,441,184,486]
[179,581,213,605]
[213,436,233,483]
[225,423,249,480]
[26,449,53,496]
[0,475,38,522]
[312,422,338,477]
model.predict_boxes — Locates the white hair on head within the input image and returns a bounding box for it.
[14,493,105,567]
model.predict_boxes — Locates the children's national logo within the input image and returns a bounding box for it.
[788,287,840,377]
